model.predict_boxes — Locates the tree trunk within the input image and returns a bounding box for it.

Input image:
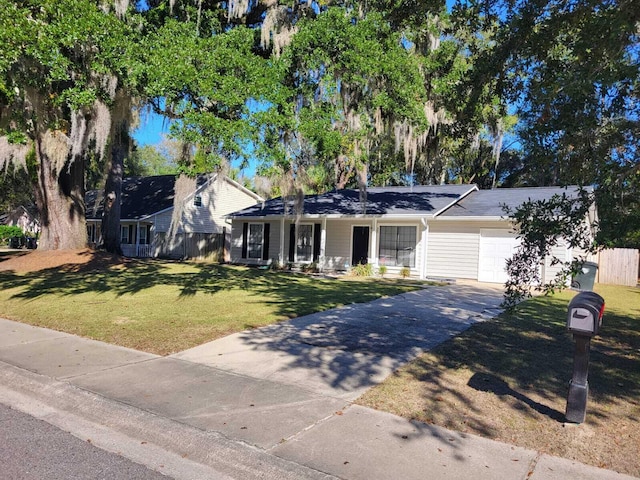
[101,133,125,255]
[34,130,88,251]
[101,91,131,255]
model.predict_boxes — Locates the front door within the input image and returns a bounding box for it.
[352,226,370,265]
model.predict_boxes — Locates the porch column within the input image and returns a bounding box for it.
[420,217,429,279]
[136,221,140,258]
[279,218,285,266]
[371,218,378,266]
[319,217,327,272]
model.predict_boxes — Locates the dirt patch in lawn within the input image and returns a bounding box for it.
[358,285,640,477]
[0,249,129,273]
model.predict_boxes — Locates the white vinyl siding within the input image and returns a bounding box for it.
[152,210,173,233]
[155,177,259,235]
[426,223,482,279]
[231,221,244,260]
[543,240,571,284]
[268,222,281,263]
[323,220,353,270]
[180,178,258,234]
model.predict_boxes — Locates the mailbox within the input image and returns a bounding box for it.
[567,291,605,336]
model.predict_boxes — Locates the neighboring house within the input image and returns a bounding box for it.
[86,174,262,259]
[0,205,40,235]
[228,184,590,283]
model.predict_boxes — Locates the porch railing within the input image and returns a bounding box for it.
[121,244,154,258]
[136,244,154,258]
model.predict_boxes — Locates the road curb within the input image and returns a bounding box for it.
[0,361,337,480]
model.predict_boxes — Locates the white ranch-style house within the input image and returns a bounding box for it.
[228,184,592,284]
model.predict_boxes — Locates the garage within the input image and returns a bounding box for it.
[477,229,520,283]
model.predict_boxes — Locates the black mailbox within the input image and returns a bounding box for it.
[567,291,605,336]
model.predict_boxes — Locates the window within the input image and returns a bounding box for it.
[87,224,96,243]
[296,224,313,262]
[139,226,147,245]
[248,223,263,259]
[194,195,202,207]
[121,225,130,244]
[378,226,416,267]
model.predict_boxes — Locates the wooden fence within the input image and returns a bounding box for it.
[594,248,639,286]
[154,230,228,262]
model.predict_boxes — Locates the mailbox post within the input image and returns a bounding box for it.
[565,291,605,423]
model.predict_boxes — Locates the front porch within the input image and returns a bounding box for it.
[121,244,154,258]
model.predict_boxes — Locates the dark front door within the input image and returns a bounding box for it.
[352,226,370,265]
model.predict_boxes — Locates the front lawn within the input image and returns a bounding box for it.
[0,258,421,355]
[358,284,640,477]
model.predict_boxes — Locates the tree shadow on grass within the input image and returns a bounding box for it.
[0,256,422,321]
[467,372,565,422]
[411,290,640,425]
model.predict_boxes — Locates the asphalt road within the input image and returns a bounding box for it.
[0,402,170,480]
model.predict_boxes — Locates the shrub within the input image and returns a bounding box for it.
[351,263,374,277]
[0,225,24,245]
[301,262,319,273]
[400,267,411,278]
[377,265,388,277]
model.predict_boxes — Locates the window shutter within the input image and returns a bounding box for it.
[241,222,248,258]
[313,223,321,262]
[288,224,295,262]
[262,223,270,261]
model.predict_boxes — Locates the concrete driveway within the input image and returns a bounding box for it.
[172,281,505,400]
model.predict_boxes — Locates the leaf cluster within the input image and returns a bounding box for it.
[502,189,599,310]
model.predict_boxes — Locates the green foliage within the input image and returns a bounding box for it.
[400,267,411,279]
[281,7,431,188]
[139,19,283,173]
[377,265,388,278]
[0,0,134,123]
[351,263,374,277]
[301,262,319,273]
[129,145,178,177]
[502,189,599,310]
[453,0,640,245]
[0,225,23,243]
[0,165,33,213]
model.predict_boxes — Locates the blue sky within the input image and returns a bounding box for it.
[133,108,169,146]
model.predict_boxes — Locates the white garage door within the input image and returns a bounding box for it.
[478,230,520,283]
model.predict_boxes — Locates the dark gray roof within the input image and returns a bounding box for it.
[230,184,476,218]
[85,174,211,220]
[439,186,584,217]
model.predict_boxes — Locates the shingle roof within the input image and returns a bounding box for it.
[439,186,584,217]
[85,174,211,220]
[229,184,477,218]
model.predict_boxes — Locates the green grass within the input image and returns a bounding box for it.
[0,260,422,355]
[358,284,640,475]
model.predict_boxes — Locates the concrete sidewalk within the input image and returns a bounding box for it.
[0,284,634,480]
